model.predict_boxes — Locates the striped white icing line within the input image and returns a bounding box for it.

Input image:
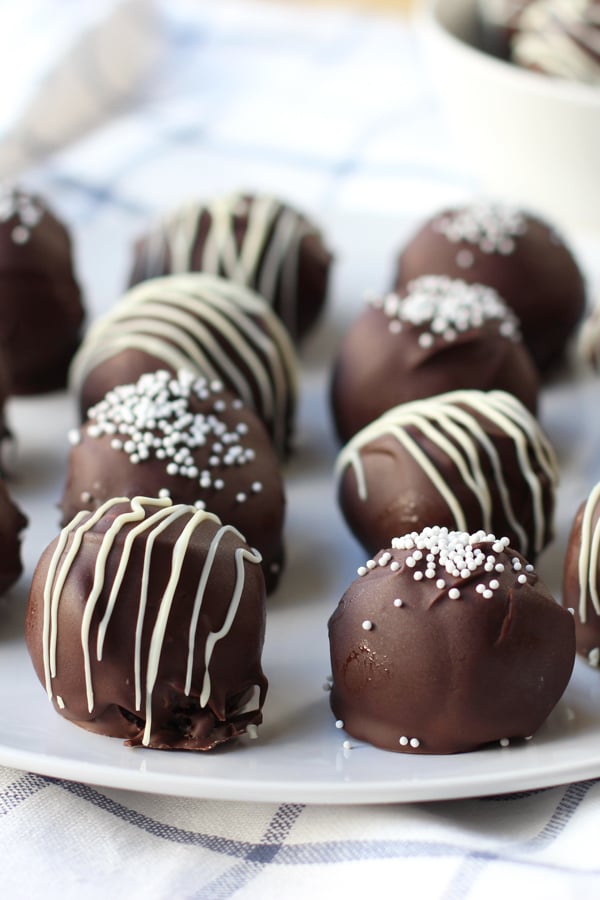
[200,543,260,708]
[577,481,600,623]
[41,508,101,699]
[41,495,262,746]
[142,515,261,746]
[79,497,174,712]
[42,496,137,700]
[336,390,558,557]
[153,193,315,333]
[260,208,312,335]
[440,403,527,550]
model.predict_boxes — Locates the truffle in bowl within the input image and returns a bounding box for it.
[422,0,600,232]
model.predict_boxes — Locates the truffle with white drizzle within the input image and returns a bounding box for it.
[330,274,539,444]
[0,184,85,394]
[336,389,558,561]
[395,203,586,372]
[328,526,575,754]
[127,192,333,343]
[25,496,268,750]
[60,369,286,593]
[511,0,600,84]
[69,272,298,459]
[563,482,600,666]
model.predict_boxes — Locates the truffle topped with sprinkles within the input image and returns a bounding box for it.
[0,184,85,394]
[60,369,286,593]
[328,526,575,754]
[394,202,586,372]
[330,275,539,444]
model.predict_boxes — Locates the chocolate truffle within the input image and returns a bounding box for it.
[562,482,600,666]
[69,273,298,458]
[128,192,333,342]
[511,0,600,84]
[25,495,267,750]
[0,185,85,394]
[0,478,27,595]
[394,203,587,372]
[61,369,286,593]
[330,275,539,444]
[336,389,558,561]
[328,527,575,754]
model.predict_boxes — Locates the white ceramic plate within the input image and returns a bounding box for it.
[1,212,600,805]
[2,359,600,806]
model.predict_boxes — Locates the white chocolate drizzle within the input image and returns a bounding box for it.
[133,193,326,335]
[575,481,600,624]
[40,496,262,746]
[336,390,558,558]
[69,273,297,457]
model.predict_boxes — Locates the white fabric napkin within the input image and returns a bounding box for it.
[1,766,599,898]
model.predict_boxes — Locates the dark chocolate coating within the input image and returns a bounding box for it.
[128,193,333,342]
[0,186,85,394]
[328,530,575,754]
[330,277,539,444]
[394,205,586,372]
[25,497,268,750]
[0,478,27,595]
[69,273,298,459]
[60,371,286,593]
[562,487,600,665]
[336,390,558,562]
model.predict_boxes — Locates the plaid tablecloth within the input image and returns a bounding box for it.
[1,1,599,897]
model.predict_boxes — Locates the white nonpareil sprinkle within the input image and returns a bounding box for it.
[499,738,510,748]
[433,203,527,253]
[335,719,344,729]
[393,598,403,607]
[0,186,44,245]
[84,369,259,501]
[375,527,537,599]
[371,274,520,348]
[361,620,373,631]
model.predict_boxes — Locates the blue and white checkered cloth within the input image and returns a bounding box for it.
[1,1,599,897]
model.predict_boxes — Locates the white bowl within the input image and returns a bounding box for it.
[422,0,600,233]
